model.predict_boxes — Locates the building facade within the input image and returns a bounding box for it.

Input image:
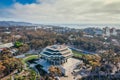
[103,27,117,37]
[40,45,73,65]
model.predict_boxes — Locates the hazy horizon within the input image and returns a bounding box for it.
[0,20,120,29]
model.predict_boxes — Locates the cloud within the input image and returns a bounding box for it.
[0,0,120,24]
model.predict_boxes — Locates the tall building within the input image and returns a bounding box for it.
[110,28,117,36]
[104,27,111,37]
[103,27,117,37]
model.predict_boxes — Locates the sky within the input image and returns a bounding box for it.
[0,0,120,24]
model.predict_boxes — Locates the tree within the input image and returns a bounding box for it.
[0,49,12,60]
[18,44,30,53]
[14,41,23,48]
[0,49,23,78]
[0,62,6,78]
[28,70,37,80]
[49,66,62,76]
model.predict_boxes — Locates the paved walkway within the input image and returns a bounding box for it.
[60,58,82,80]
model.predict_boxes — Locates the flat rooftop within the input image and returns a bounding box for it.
[47,45,67,51]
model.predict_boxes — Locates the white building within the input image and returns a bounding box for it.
[104,27,111,37]
[36,45,84,76]
[0,42,14,49]
[40,45,73,65]
[103,27,117,37]
[110,28,117,36]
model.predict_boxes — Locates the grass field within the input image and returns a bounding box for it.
[22,55,39,63]
[72,50,84,57]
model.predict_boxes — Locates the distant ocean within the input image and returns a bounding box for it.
[52,24,120,29]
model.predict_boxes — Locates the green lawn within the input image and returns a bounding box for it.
[72,50,84,57]
[22,55,39,63]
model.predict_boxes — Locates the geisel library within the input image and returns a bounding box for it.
[40,45,73,65]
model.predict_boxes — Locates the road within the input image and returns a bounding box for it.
[68,46,95,54]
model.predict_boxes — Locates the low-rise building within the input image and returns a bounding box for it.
[0,42,14,49]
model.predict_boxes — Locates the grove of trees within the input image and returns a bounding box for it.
[0,49,23,78]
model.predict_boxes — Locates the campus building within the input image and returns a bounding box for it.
[40,45,73,65]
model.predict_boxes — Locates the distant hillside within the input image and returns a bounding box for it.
[0,21,35,27]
